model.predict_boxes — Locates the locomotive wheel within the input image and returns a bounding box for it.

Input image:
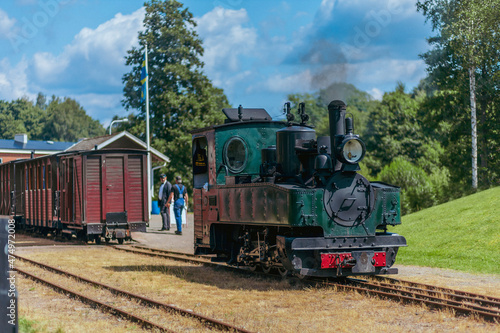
[261,264,272,274]
[118,238,124,245]
[294,272,308,280]
[277,266,289,277]
[105,237,110,244]
[94,236,101,245]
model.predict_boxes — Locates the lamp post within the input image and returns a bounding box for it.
[108,118,129,135]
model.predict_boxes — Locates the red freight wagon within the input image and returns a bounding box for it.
[0,149,148,243]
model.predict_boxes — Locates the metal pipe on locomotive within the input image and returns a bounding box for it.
[192,100,406,278]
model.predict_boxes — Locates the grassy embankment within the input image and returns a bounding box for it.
[391,187,500,275]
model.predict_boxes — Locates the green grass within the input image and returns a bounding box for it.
[19,316,44,333]
[19,316,64,333]
[390,187,500,275]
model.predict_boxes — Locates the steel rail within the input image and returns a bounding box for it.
[112,245,266,277]
[324,279,500,323]
[373,275,500,304]
[113,245,216,266]
[15,254,253,333]
[16,267,173,332]
[371,280,500,314]
[118,245,500,323]
[132,245,209,259]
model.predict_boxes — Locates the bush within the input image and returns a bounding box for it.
[377,157,449,214]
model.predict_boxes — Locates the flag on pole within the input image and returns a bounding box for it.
[140,52,148,103]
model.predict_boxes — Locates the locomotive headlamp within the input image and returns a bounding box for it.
[336,136,366,164]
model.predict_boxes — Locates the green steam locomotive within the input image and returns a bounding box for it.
[191,100,406,277]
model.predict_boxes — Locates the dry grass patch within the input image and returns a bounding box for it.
[17,247,499,332]
[17,275,150,332]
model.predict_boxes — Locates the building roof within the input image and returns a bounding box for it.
[0,138,75,153]
[66,131,170,163]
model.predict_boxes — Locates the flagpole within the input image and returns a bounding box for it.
[145,43,151,221]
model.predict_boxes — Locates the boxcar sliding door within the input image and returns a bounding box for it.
[86,155,102,223]
[105,156,125,214]
[60,157,74,223]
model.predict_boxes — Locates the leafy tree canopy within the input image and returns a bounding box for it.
[122,0,230,188]
[0,94,105,142]
[43,96,105,142]
[417,0,500,189]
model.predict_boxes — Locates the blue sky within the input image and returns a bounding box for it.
[0,0,433,127]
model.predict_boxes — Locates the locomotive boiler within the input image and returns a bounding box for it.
[192,100,406,277]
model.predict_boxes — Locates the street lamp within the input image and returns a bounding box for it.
[108,118,129,135]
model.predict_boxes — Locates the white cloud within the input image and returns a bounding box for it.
[0,57,32,100]
[67,92,126,127]
[32,51,68,82]
[31,8,145,90]
[255,70,313,94]
[347,58,426,86]
[196,7,257,72]
[211,70,253,93]
[317,0,336,22]
[0,7,145,126]
[0,9,16,38]
[247,58,425,97]
[368,87,383,100]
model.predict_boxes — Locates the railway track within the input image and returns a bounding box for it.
[14,254,253,333]
[325,277,500,323]
[116,245,500,323]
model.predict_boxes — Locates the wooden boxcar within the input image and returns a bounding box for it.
[0,149,148,243]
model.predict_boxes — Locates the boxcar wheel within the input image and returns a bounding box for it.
[118,238,124,245]
[95,236,101,245]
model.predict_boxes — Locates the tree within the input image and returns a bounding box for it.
[364,83,426,174]
[43,97,105,142]
[35,92,48,110]
[417,0,500,189]
[8,97,46,140]
[122,0,229,189]
[0,94,104,142]
[0,100,26,139]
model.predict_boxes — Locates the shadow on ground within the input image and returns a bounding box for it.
[102,264,306,291]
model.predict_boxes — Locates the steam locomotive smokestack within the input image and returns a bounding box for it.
[328,100,346,171]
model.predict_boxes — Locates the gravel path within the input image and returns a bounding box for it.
[397,264,500,298]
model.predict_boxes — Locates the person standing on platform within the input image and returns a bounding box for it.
[158,174,172,231]
[167,176,188,235]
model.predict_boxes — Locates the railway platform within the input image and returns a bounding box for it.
[131,213,194,254]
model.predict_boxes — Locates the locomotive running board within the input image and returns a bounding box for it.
[289,234,407,251]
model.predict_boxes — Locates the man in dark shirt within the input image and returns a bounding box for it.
[158,174,172,231]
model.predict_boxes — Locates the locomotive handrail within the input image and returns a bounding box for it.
[217,164,229,177]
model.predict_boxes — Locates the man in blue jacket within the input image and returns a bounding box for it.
[166,176,188,235]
